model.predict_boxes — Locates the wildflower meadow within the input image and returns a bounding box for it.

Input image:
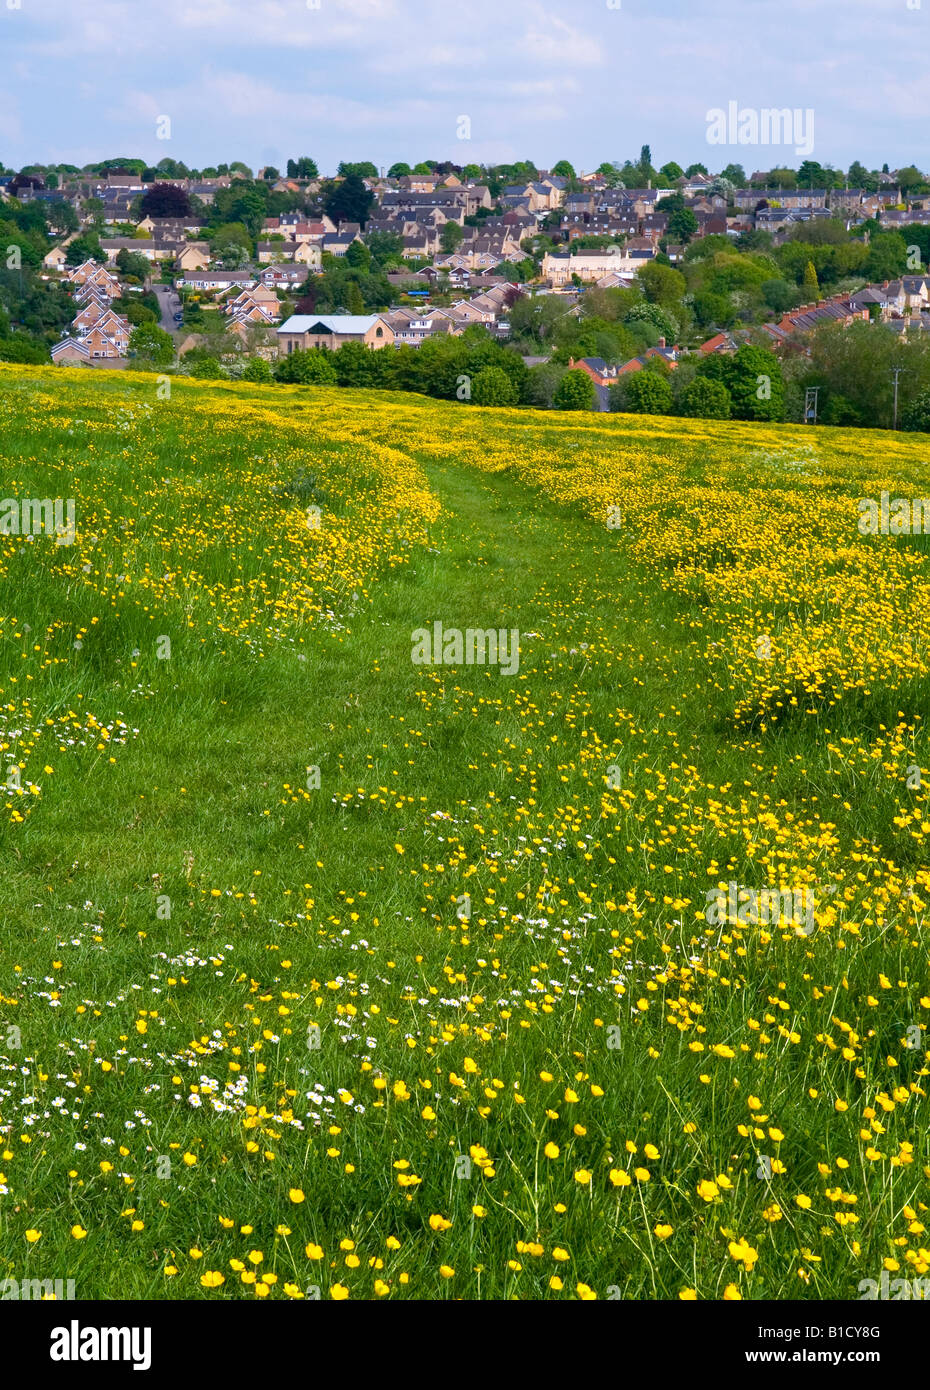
[1,362,929,1304]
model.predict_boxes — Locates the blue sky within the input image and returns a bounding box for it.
[1,0,928,174]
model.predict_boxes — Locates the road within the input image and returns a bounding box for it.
[151,283,183,337]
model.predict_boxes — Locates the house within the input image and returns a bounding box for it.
[322,232,361,257]
[66,259,120,292]
[542,248,655,286]
[51,337,91,366]
[226,286,281,325]
[387,314,457,346]
[73,300,110,331]
[568,356,621,387]
[762,293,869,345]
[276,314,395,353]
[175,243,211,273]
[136,216,206,239]
[43,245,69,271]
[99,238,175,264]
[258,265,309,290]
[82,322,130,359]
[699,331,739,355]
[180,269,256,291]
[257,241,321,269]
[616,342,680,373]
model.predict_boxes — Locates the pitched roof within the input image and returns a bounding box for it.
[277,314,385,334]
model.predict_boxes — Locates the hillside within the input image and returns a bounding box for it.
[1,363,929,1301]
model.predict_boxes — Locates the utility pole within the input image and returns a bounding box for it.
[891,366,904,430]
[804,386,820,424]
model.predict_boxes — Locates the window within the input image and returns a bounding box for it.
[375,327,383,338]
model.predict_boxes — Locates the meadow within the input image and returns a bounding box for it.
[0,361,929,1301]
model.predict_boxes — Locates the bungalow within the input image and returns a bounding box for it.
[43,245,68,271]
[180,269,256,291]
[276,314,395,353]
[99,238,175,264]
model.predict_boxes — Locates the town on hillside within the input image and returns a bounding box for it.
[4,151,930,429]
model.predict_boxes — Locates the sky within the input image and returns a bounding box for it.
[1,0,929,175]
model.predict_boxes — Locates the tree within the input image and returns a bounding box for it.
[387,162,411,179]
[660,162,684,183]
[902,390,930,433]
[865,230,908,282]
[0,335,50,364]
[720,163,746,185]
[263,166,280,182]
[184,354,225,378]
[337,161,377,179]
[65,233,102,266]
[685,163,709,177]
[700,343,784,421]
[797,160,827,190]
[140,183,192,218]
[637,261,686,308]
[680,376,731,418]
[596,162,625,189]
[345,281,365,315]
[471,365,518,407]
[802,259,820,298]
[116,248,151,281]
[667,208,698,244]
[274,348,338,385]
[129,323,174,366]
[847,160,879,193]
[761,279,797,314]
[331,340,386,387]
[692,291,734,329]
[625,370,673,415]
[551,160,576,181]
[287,157,319,179]
[344,240,371,269]
[364,231,403,267]
[325,173,374,228]
[440,221,464,253]
[210,221,253,261]
[524,362,566,408]
[242,356,273,382]
[624,300,679,341]
[554,368,596,410]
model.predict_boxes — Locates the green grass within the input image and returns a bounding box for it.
[0,366,929,1301]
